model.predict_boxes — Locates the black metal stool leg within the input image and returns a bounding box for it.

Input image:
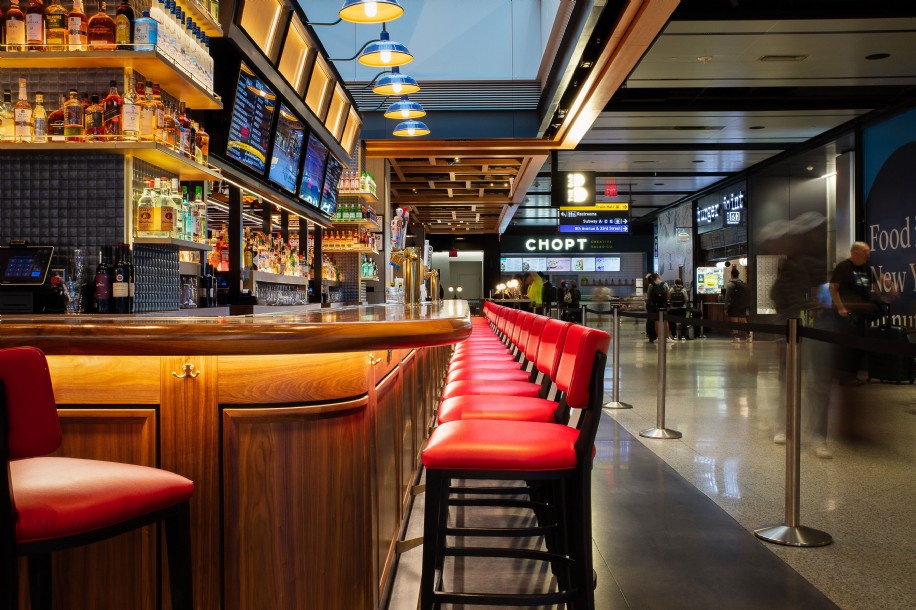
[27,553,52,610]
[164,501,194,610]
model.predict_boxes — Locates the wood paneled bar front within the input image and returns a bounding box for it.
[0,301,470,610]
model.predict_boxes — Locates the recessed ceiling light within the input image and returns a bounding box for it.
[632,160,655,164]
[654,182,664,186]
[865,53,891,60]
[749,125,765,130]
[693,159,705,163]
[759,54,808,62]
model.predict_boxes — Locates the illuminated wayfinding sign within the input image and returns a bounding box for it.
[551,171,596,207]
[559,202,630,233]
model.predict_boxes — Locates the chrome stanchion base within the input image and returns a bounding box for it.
[639,427,682,439]
[753,524,833,547]
[603,401,633,410]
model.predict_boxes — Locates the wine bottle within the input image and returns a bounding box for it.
[112,243,131,313]
[94,246,112,313]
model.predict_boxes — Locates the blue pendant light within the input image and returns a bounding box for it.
[339,0,404,24]
[359,28,413,67]
[384,96,426,119]
[393,119,430,137]
[373,67,420,95]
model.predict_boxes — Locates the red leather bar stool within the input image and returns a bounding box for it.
[0,347,194,610]
[420,325,609,609]
[447,315,548,383]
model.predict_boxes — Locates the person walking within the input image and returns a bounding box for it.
[725,267,751,342]
[667,278,689,341]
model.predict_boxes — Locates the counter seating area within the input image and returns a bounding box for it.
[419,303,609,608]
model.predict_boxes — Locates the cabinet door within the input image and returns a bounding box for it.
[373,360,402,600]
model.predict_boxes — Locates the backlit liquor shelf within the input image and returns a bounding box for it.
[0,51,222,110]
[0,142,222,181]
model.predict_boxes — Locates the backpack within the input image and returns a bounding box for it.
[729,280,750,311]
[669,286,687,308]
[542,282,554,305]
[648,283,667,308]
[563,289,572,304]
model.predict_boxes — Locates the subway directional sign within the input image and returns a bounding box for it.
[558,202,630,233]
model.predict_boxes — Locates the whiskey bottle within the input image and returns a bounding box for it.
[113,0,131,50]
[25,0,45,50]
[32,92,47,142]
[44,0,67,50]
[136,178,156,234]
[121,70,140,140]
[177,102,190,157]
[86,0,115,50]
[137,80,154,141]
[161,101,177,148]
[5,0,26,52]
[197,122,209,162]
[94,246,112,314]
[13,77,32,143]
[0,91,15,143]
[47,94,65,141]
[149,82,164,141]
[84,93,103,140]
[67,0,87,50]
[63,88,83,141]
[102,79,121,139]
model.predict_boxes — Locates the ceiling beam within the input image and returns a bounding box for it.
[573,142,797,152]
[365,138,555,159]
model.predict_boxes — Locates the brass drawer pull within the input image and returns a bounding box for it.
[172,363,201,379]
[369,353,383,366]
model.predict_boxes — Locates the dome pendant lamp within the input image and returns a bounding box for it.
[373,67,420,95]
[384,96,426,119]
[393,119,430,137]
[339,0,404,24]
[359,25,413,68]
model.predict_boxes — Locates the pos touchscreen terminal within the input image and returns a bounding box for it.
[0,243,55,313]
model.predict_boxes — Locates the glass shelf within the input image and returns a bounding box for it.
[0,50,222,109]
[338,190,379,204]
[134,236,212,251]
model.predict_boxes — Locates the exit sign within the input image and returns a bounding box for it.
[604,183,617,197]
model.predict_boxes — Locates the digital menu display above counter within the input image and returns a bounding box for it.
[500,257,523,273]
[226,64,277,174]
[299,133,328,207]
[522,257,546,272]
[267,104,304,194]
[500,256,622,274]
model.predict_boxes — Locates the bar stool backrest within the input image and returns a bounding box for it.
[512,312,532,348]
[556,325,609,410]
[0,346,62,460]
[523,316,549,363]
[535,319,572,378]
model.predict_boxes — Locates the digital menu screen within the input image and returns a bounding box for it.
[522,257,546,272]
[267,104,304,193]
[697,266,725,295]
[298,133,328,207]
[595,257,621,272]
[500,258,523,273]
[226,63,276,174]
[571,257,595,272]
[547,258,571,272]
[319,156,343,217]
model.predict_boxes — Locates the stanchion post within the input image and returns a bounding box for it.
[640,311,682,438]
[604,306,632,409]
[754,318,832,547]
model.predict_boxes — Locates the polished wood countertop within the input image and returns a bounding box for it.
[0,301,472,356]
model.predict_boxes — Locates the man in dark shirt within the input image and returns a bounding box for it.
[829,241,873,327]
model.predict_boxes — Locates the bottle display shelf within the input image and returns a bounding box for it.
[323,247,379,255]
[0,50,222,110]
[0,142,221,181]
[338,190,379,204]
[248,270,310,286]
[134,236,212,251]
[331,219,381,230]
[360,277,380,283]
[174,0,223,36]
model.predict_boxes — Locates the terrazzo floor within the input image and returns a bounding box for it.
[385,319,916,610]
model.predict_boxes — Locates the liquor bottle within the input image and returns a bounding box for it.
[63,88,83,141]
[121,69,139,140]
[32,92,47,142]
[193,186,206,242]
[177,101,191,157]
[13,77,32,143]
[113,0,131,50]
[170,178,186,239]
[137,81,155,141]
[102,79,121,139]
[5,0,26,51]
[149,82,164,141]
[84,93,103,140]
[197,122,209,162]
[44,0,67,50]
[133,9,155,51]
[112,243,130,313]
[25,0,45,51]
[136,178,155,234]
[47,94,65,141]
[94,246,112,314]
[125,244,134,311]
[0,91,15,143]
[67,0,87,50]
[87,0,115,50]
[156,177,175,237]
[161,101,176,148]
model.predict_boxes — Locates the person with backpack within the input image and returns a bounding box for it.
[667,278,689,341]
[645,273,670,343]
[725,266,751,342]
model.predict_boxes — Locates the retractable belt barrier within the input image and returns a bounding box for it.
[583,306,916,549]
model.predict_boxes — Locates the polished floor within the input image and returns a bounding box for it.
[386,319,916,610]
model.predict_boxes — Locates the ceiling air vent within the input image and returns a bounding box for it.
[758,54,808,62]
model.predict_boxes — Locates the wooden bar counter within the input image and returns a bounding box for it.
[0,301,471,610]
